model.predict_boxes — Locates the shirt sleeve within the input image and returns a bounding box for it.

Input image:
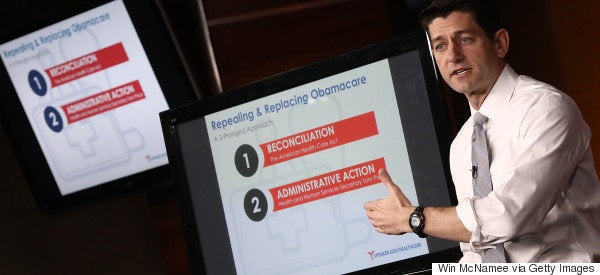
[456,90,591,248]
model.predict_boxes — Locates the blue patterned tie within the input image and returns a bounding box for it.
[472,112,507,263]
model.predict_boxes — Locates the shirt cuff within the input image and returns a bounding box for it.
[456,196,478,233]
[456,196,484,249]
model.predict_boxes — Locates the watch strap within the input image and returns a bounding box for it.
[410,206,427,238]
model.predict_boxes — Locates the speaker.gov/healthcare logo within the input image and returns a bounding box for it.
[367,242,422,260]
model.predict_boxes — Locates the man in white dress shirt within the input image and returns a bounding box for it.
[364,0,600,262]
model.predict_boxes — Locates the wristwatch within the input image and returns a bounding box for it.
[409,206,427,238]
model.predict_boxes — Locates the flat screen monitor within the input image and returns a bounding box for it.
[0,0,194,212]
[161,30,460,274]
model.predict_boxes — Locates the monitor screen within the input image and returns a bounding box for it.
[0,0,194,212]
[161,30,460,274]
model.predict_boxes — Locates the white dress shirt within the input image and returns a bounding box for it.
[451,65,600,262]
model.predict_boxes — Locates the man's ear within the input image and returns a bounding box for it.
[494,28,510,58]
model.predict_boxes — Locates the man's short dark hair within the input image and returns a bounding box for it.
[419,0,502,39]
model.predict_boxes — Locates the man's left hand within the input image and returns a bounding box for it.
[363,168,415,235]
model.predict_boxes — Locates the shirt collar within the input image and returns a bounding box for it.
[470,64,519,122]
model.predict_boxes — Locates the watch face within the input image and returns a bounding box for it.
[410,215,420,227]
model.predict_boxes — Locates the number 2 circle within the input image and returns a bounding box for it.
[244,189,268,222]
[44,106,63,132]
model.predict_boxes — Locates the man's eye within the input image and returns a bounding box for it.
[460,37,472,43]
[435,44,446,51]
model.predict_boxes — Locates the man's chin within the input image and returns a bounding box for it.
[449,85,470,94]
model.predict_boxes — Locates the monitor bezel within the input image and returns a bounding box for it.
[0,0,195,213]
[161,29,460,274]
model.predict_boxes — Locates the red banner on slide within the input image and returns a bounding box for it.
[260,111,379,167]
[269,158,386,211]
[45,43,129,87]
[61,80,145,124]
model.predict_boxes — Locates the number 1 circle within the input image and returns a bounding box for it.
[234,144,259,177]
[28,70,48,96]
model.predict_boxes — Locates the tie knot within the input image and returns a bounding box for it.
[473,112,488,128]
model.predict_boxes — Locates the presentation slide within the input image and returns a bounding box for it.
[0,0,169,195]
[205,60,429,274]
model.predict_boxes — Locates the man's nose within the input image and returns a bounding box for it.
[446,42,464,63]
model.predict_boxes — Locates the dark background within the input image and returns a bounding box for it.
[0,0,598,274]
